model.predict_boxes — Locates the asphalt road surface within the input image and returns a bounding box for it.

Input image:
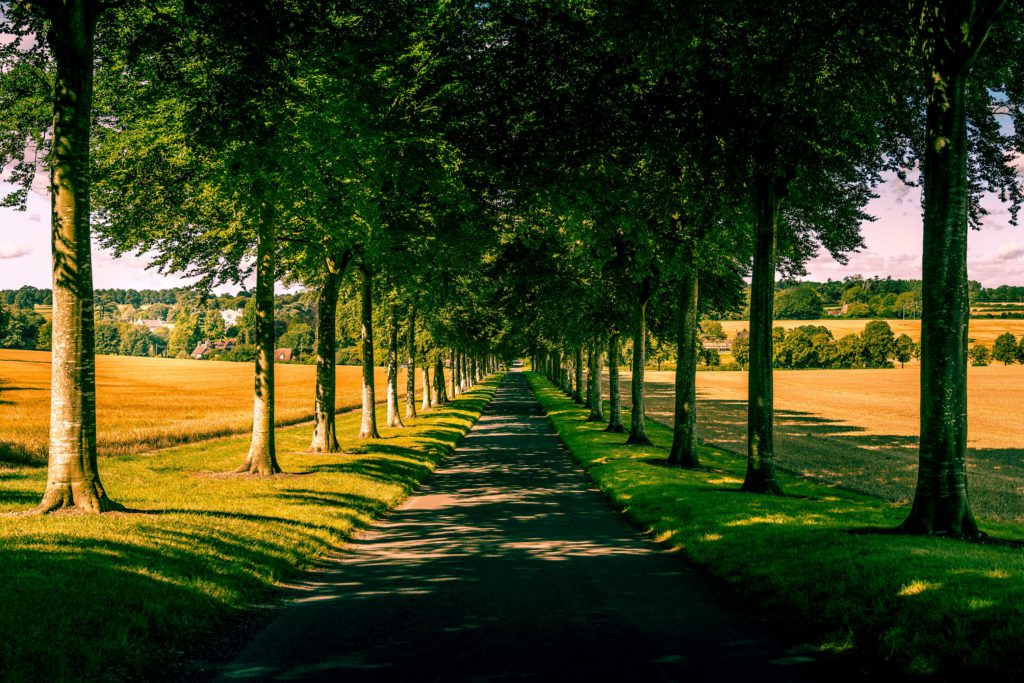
[220,371,845,682]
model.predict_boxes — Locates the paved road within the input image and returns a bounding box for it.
[220,371,843,682]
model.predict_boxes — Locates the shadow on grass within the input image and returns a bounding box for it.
[619,375,1024,525]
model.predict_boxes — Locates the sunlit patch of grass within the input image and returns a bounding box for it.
[526,371,1024,678]
[0,374,502,683]
[897,580,942,597]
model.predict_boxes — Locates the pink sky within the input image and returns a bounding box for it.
[1,174,1023,290]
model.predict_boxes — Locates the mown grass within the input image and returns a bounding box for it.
[0,374,501,683]
[526,371,1024,678]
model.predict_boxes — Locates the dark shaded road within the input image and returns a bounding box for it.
[220,371,842,682]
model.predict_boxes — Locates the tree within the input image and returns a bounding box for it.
[700,320,726,340]
[899,1,1024,539]
[969,344,991,366]
[991,332,1017,364]
[774,286,825,320]
[731,334,750,369]
[2,0,122,511]
[895,333,917,368]
[861,320,896,368]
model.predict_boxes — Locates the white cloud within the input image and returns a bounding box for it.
[994,243,1024,261]
[0,243,33,259]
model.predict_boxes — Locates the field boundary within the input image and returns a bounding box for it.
[525,371,1024,678]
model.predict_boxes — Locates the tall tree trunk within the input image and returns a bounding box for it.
[451,349,459,396]
[668,268,700,468]
[386,305,404,429]
[471,356,478,384]
[741,174,782,493]
[38,1,120,512]
[435,356,448,404]
[238,193,281,475]
[573,346,584,404]
[358,266,380,439]
[627,296,653,446]
[587,341,604,422]
[605,333,624,432]
[421,363,431,412]
[406,307,417,419]
[900,8,998,536]
[310,267,342,453]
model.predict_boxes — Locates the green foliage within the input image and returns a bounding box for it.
[894,333,917,367]
[700,321,726,340]
[774,286,824,320]
[118,325,153,357]
[992,332,1018,365]
[94,323,122,356]
[861,320,896,368]
[731,335,750,368]
[35,321,52,351]
[0,309,45,350]
[969,344,991,367]
[218,344,257,363]
[168,314,199,357]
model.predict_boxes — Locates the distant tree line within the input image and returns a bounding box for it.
[730,321,918,370]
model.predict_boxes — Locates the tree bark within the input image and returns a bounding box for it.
[668,269,700,468]
[237,192,281,475]
[587,341,604,422]
[573,346,584,404]
[452,350,460,397]
[627,296,653,446]
[386,305,404,429]
[421,363,431,412]
[358,266,380,439]
[406,306,418,419]
[900,10,998,537]
[38,0,121,512]
[741,174,782,494]
[605,333,624,433]
[435,355,448,404]
[310,266,342,453]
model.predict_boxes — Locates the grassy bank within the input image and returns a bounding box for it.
[526,372,1024,678]
[0,374,501,683]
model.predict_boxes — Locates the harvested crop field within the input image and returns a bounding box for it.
[0,349,406,462]
[619,366,1024,523]
[711,318,1024,348]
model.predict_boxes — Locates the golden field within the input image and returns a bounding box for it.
[0,349,408,461]
[712,318,1024,347]
[623,366,1024,522]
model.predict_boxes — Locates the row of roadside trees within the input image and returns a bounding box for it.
[3,0,1023,543]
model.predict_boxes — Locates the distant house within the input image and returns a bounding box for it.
[191,341,213,359]
[220,308,244,327]
[735,329,750,340]
[701,339,732,351]
[213,338,236,352]
[276,348,294,362]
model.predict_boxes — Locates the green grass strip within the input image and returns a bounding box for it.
[0,374,503,683]
[525,371,1024,677]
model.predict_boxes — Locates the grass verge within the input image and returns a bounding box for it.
[0,374,502,683]
[525,371,1024,678]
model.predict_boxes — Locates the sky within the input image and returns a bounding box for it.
[2,174,1024,291]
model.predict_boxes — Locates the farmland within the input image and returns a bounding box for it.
[0,349,407,462]
[623,366,1024,523]
[711,317,1024,348]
